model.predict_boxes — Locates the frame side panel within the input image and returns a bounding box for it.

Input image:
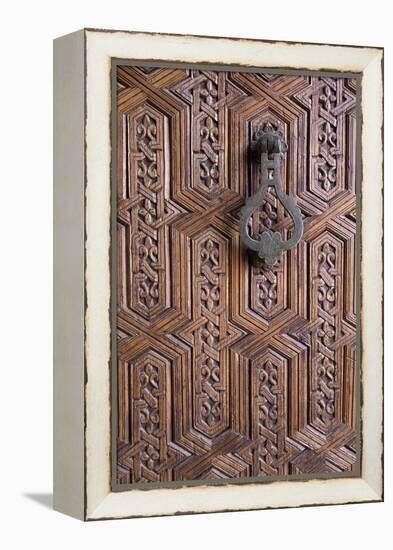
[53,29,85,520]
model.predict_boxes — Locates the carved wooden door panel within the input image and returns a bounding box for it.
[114,65,358,486]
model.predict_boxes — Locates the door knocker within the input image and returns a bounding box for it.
[239,124,303,267]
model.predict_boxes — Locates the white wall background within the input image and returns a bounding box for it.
[0,1,391,548]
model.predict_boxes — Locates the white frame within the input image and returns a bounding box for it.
[53,29,383,521]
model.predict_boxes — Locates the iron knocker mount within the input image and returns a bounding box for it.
[239,124,303,267]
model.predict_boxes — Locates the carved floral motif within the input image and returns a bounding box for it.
[251,354,287,476]
[174,70,246,199]
[313,240,339,426]
[117,67,358,484]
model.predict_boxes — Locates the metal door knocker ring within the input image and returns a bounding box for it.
[239,124,303,267]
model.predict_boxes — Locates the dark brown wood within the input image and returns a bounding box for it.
[115,66,358,484]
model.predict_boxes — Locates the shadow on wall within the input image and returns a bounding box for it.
[23,493,53,509]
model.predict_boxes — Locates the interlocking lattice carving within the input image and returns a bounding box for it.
[115,67,358,485]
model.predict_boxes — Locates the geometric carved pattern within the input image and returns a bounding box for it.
[191,232,229,436]
[117,349,187,483]
[173,70,247,201]
[250,350,289,476]
[129,109,169,318]
[312,237,342,429]
[294,77,356,207]
[119,352,171,483]
[115,66,358,485]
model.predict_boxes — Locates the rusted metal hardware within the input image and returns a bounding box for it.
[239,124,303,267]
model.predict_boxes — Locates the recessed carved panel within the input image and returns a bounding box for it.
[114,66,358,486]
[250,350,289,476]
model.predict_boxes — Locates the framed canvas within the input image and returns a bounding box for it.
[53,28,383,520]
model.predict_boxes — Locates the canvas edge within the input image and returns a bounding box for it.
[81,29,383,520]
[53,29,86,520]
[358,48,384,500]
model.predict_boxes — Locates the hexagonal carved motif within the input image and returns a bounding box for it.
[115,66,358,486]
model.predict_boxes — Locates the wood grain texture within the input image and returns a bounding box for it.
[115,67,358,484]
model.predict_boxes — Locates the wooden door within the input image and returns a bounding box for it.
[114,65,358,486]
